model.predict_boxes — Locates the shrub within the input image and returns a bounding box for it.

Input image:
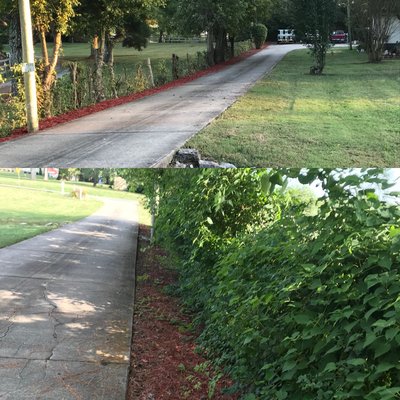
[133,63,149,92]
[252,24,268,49]
[138,169,400,399]
[200,190,400,399]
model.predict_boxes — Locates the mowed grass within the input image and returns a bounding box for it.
[40,42,207,65]
[0,171,152,227]
[0,186,102,248]
[187,48,400,167]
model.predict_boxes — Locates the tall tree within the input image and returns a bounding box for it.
[293,0,337,74]
[31,0,80,95]
[154,0,179,42]
[75,0,163,101]
[352,0,400,62]
[175,0,253,65]
[0,1,22,66]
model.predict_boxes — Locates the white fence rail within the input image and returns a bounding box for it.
[150,36,206,44]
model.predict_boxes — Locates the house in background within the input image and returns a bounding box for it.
[388,17,400,44]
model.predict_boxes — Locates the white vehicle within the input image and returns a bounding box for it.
[278,29,295,44]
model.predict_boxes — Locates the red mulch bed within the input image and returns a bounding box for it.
[1,44,270,143]
[127,225,238,400]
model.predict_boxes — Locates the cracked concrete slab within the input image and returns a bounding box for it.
[0,199,138,399]
[0,359,128,400]
[0,44,303,167]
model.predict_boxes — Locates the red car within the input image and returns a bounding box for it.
[330,30,348,43]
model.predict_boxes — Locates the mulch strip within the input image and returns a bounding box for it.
[1,44,270,143]
[127,225,238,400]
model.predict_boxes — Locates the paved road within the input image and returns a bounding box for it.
[0,44,303,167]
[0,199,138,399]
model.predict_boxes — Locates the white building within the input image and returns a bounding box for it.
[388,17,400,44]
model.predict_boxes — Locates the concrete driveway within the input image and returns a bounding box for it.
[0,44,303,168]
[0,199,138,399]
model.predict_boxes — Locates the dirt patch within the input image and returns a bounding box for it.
[127,225,238,400]
[2,44,270,144]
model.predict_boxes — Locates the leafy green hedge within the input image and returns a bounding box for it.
[135,169,400,399]
[202,187,400,399]
[252,24,268,49]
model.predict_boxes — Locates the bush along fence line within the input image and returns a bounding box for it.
[0,40,254,138]
[134,169,400,400]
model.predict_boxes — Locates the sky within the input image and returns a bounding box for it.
[292,169,400,202]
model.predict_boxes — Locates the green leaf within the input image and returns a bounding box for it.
[322,362,337,373]
[276,390,288,400]
[363,332,377,349]
[385,327,399,341]
[270,172,284,186]
[375,362,394,374]
[389,226,400,238]
[365,307,379,320]
[282,360,296,372]
[243,335,253,345]
[378,256,392,270]
[372,319,396,329]
[346,358,366,366]
[374,342,391,359]
[260,173,271,194]
[346,371,366,383]
[293,313,313,325]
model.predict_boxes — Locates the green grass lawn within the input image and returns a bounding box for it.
[186,48,400,167]
[0,171,138,200]
[39,42,207,65]
[0,171,152,231]
[0,185,102,248]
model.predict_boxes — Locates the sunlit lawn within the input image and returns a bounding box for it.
[0,172,152,240]
[0,185,102,248]
[39,42,207,65]
[187,48,400,167]
[0,171,140,200]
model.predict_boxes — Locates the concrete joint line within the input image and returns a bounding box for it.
[0,355,128,365]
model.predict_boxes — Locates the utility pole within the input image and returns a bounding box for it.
[18,0,39,133]
[347,0,353,50]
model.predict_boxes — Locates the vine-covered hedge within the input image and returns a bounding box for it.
[133,169,400,399]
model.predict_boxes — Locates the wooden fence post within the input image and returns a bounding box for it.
[172,54,179,80]
[70,62,78,109]
[147,58,155,87]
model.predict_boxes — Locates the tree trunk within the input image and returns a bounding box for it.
[206,30,215,66]
[105,32,118,98]
[229,35,235,58]
[8,12,22,96]
[94,30,106,102]
[40,31,63,117]
[8,12,22,67]
[214,28,227,64]
[159,30,164,43]
[43,31,62,91]
[104,32,115,65]
[39,29,49,66]
[90,35,99,58]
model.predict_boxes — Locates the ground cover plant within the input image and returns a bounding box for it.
[186,49,400,167]
[0,185,101,248]
[132,169,400,399]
